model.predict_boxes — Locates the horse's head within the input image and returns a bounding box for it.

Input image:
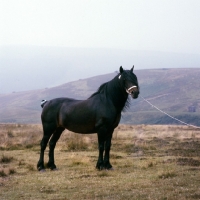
[118,66,140,99]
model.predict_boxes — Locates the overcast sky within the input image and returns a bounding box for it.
[1,0,200,54]
[1,0,200,93]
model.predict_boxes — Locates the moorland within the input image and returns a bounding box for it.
[0,68,200,126]
[1,123,200,200]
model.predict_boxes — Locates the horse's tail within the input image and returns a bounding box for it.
[41,100,48,108]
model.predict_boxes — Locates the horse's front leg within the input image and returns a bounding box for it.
[96,129,113,170]
[104,132,113,170]
[96,132,105,170]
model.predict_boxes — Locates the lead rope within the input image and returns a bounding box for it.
[140,95,200,129]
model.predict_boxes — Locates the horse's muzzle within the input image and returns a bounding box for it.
[132,91,139,99]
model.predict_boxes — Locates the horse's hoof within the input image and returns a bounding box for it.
[39,169,46,172]
[37,166,45,172]
[96,166,103,171]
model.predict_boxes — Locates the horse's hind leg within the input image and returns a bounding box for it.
[37,123,55,171]
[47,127,65,170]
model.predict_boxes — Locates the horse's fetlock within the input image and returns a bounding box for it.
[47,161,56,170]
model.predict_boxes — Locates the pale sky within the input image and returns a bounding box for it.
[1,0,200,54]
[1,0,200,93]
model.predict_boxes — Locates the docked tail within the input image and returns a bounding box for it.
[41,100,47,108]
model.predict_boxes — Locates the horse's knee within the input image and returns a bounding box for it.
[40,140,48,151]
[105,137,112,150]
[98,143,104,151]
[49,140,56,150]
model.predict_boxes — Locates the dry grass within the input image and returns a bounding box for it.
[1,124,200,199]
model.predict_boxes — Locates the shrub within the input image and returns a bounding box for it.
[9,168,16,175]
[67,135,89,151]
[0,170,7,177]
[158,171,177,179]
[27,164,35,171]
[0,155,14,163]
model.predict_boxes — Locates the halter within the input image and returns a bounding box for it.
[118,75,137,94]
[126,86,137,94]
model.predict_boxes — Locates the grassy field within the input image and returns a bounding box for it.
[1,124,200,200]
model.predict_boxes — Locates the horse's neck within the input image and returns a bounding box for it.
[106,78,128,111]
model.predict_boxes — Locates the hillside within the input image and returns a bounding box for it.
[0,68,200,126]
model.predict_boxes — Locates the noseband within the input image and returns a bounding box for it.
[118,75,138,94]
[126,86,137,94]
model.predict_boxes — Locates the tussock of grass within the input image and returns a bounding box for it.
[110,154,123,159]
[0,168,16,177]
[97,171,110,177]
[147,161,154,168]
[71,160,85,166]
[0,155,14,163]
[67,137,89,151]
[18,160,26,166]
[0,170,7,177]
[26,164,35,171]
[8,168,16,175]
[7,130,14,138]
[158,171,177,179]
[0,153,16,179]
[69,155,91,167]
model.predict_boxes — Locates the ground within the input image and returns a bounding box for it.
[0,124,200,200]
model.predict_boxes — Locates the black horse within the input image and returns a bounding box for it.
[37,66,139,171]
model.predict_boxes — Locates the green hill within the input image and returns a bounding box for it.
[0,68,200,126]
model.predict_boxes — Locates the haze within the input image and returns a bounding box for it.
[1,0,200,94]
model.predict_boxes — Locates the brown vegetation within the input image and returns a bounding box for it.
[1,123,200,199]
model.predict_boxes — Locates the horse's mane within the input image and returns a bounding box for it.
[88,77,130,111]
[88,82,108,99]
[88,75,131,112]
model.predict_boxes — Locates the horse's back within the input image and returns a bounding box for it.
[41,97,78,122]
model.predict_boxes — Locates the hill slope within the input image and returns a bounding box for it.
[0,68,200,126]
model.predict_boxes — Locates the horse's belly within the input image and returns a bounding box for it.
[68,125,96,134]
[66,122,96,134]
[61,114,96,134]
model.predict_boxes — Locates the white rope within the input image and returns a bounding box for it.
[140,95,200,129]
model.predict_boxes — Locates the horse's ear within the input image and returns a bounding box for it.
[120,66,124,74]
[131,65,134,72]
